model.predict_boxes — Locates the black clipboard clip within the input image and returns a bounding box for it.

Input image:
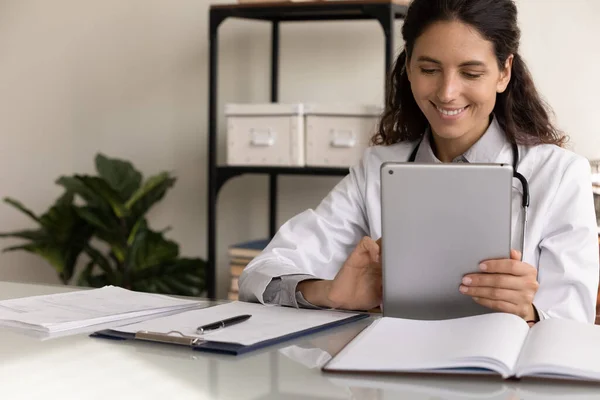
[135,330,205,347]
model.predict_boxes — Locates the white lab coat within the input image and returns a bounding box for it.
[239,134,599,323]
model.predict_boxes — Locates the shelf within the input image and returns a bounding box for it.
[218,165,349,176]
[207,0,405,298]
[216,165,349,191]
[210,0,409,22]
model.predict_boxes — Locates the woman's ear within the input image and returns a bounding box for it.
[497,54,514,93]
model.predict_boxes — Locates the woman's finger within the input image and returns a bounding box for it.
[471,297,524,315]
[510,249,522,261]
[479,259,535,276]
[459,285,524,306]
[462,273,532,291]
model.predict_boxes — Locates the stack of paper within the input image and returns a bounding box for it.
[0,285,203,339]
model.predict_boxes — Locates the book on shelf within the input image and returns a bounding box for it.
[323,312,600,382]
[230,276,239,292]
[228,238,270,260]
[230,258,252,267]
[227,238,269,301]
[228,291,239,301]
[230,264,245,277]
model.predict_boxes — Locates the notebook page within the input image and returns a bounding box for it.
[324,313,530,377]
[115,301,361,346]
[515,318,600,380]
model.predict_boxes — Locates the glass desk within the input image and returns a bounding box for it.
[1,280,599,400]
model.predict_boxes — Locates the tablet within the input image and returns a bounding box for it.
[380,162,513,320]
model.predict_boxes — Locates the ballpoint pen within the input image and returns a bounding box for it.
[196,314,251,334]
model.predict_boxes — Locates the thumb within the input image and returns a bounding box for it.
[368,238,381,263]
[356,237,380,263]
[360,237,381,264]
[510,249,522,261]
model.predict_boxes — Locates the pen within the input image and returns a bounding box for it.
[196,314,251,334]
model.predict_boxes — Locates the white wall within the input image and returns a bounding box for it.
[0,0,598,298]
[516,0,600,157]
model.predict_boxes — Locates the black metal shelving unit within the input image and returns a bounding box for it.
[207,0,409,298]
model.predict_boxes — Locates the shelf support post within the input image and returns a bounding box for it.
[207,10,227,299]
[269,20,280,238]
[364,4,396,96]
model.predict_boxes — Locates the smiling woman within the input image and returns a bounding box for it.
[407,21,507,162]
[373,0,566,155]
[239,0,599,326]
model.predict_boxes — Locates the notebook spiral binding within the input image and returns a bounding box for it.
[135,330,205,347]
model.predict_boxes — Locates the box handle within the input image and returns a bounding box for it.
[250,128,276,147]
[330,129,356,148]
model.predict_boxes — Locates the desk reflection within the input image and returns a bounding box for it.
[97,316,600,400]
[275,319,600,400]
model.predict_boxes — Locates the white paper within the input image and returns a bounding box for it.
[115,301,361,346]
[324,313,530,378]
[516,318,600,380]
[0,286,202,335]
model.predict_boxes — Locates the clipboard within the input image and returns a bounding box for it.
[91,311,369,356]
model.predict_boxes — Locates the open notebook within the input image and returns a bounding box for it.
[322,313,600,382]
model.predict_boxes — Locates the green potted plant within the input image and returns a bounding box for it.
[0,154,205,297]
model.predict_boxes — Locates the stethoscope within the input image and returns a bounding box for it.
[408,140,530,261]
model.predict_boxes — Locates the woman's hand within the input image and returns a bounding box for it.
[298,237,382,311]
[460,249,540,322]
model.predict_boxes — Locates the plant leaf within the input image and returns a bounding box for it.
[83,245,118,284]
[95,153,142,201]
[3,243,70,283]
[74,206,127,263]
[77,259,96,287]
[127,227,179,272]
[127,218,147,246]
[38,196,93,282]
[77,265,111,288]
[3,198,40,223]
[75,206,114,233]
[0,229,47,241]
[1,193,92,284]
[77,176,129,218]
[55,191,75,207]
[126,172,176,220]
[39,196,81,243]
[2,244,42,252]
[56,176,106,209]
[57,175,128,217]
[130,258,206,296]
[60,225,93,283]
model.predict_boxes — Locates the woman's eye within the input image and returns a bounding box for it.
[463,72,483,79]
[420,68,437,75]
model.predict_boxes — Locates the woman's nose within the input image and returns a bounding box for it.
[436,73,460,103]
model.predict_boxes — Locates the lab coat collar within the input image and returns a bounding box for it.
[414,115,509,164]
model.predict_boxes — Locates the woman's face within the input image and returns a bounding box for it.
[407,20,512,142]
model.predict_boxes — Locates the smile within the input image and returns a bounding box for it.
[434,104,470,118]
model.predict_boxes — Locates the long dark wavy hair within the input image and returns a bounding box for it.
[372,0,566,147]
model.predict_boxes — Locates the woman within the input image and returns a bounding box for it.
[239,0,599,323]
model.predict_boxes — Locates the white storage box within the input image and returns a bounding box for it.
[225,103,382,168]
[304,104,382,168]
[226,103,305,167]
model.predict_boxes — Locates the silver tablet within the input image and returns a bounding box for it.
[381,162,513,320]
